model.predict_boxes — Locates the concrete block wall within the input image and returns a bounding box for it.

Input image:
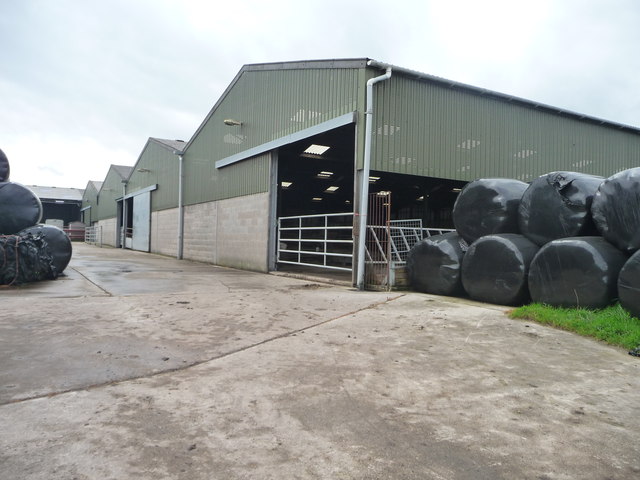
[215,192,269,272]
[181,192,270,272]
[183,201,218,264]
[150,208,178,257]
[97,193,270,271]
[97,218,118,247]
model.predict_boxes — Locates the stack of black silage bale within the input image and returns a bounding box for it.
[0,147,72,285]
[407,167,640,319]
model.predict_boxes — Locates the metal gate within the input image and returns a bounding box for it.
[277,212,354,271]
[275,194,454,289]
[84,225,103,246]
[364,192,455,290]
[365,191,391,289]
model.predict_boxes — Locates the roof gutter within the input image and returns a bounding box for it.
[356,63,392,290]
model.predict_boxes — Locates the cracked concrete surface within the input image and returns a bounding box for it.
[1,243,639,479]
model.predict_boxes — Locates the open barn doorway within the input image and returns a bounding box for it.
[366,170,466,229]
[277,124,356,218]
[271,120,468,287]
[362,171,466,289]
[274,123,356,280]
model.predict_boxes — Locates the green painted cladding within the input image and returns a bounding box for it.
[96,171,125,220]
[127,141,179,211]
[184,67,362,204]
[81,183,100,224]
[370,75,640,180]
[85,60,640,223]
[184,151,270,205]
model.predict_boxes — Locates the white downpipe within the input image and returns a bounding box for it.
[177,154,184,260]
[121,181,127,248]
[356,65,392,290]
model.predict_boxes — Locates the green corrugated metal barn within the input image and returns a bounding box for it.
[86,58,640,288]
[80,180,102,226]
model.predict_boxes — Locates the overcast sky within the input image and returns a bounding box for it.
[1,0,639,189]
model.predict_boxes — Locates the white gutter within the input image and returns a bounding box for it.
[356,64,392,290]
[176,152,184,260]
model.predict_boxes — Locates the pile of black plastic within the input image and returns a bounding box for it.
[0,148,72,285]
[407,168,640,323]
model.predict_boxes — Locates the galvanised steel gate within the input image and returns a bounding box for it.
[364,191,392,289]
[277,212,354,271]
[276,197,454,289]
[84,226,103,247]
[364,192,454,290]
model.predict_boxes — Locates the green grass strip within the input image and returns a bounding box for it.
[509,303,640,351]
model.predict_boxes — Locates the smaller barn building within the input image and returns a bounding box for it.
[28,184,84,231]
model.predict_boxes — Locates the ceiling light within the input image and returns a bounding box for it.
[281,181,293,188]
[369,176,380,183]
[325,186,339,193]
[317,171,333,178]
[452,188,462,192]
[416,195,424,201]
[312,197,323,202]
[304,144,330,155]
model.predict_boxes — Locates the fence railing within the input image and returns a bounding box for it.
[277,212,354,272]
[366,223,455,266]
[64,226,86,241]
[84,226,102,247]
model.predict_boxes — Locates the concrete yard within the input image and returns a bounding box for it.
[1,244,639,479]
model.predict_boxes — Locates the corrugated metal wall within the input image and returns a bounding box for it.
[81,182,100,224]
[126,140,179,211]
[371,75,640,180]
[95,170,125,220]
[88,61,640,223]
[183,151,271,205]
[184,67,362,205]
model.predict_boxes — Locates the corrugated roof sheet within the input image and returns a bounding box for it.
[151,138,186,152]
[26,185,84,201]
[112,165,133,179]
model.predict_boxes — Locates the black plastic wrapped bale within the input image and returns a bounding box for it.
[518,171,603,246]
[528,236,627,309]
[19,225,72,274]
[0,147,9,182]
[0,234,57,285]
[618,250,640,319]
[460,234,539,306]
[453,178,529,243]
[591,167,640,253]
[0,182,43,234]
[406,232,468,296]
